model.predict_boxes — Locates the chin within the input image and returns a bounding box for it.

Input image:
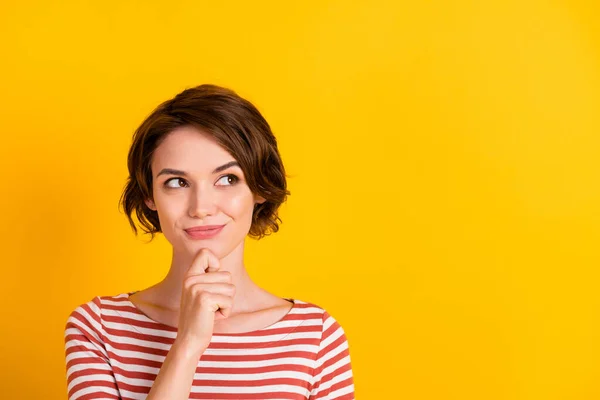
[183,237,242,259]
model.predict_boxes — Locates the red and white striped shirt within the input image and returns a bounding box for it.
[64,292,355,399]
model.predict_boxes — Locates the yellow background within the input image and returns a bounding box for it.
[1,1,599,399]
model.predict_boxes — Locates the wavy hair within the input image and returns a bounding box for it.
[118,84,290,242]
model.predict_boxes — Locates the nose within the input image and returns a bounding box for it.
[188,181,218,219]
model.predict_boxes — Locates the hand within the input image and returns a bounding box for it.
[175,248,235,352]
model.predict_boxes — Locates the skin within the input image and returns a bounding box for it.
[129,124,292,334]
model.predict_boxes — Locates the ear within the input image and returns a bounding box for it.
[145,198,157,211]
[254,194,267,206]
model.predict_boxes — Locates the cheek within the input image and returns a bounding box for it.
[224,192,255,217]
[154,197,182,226]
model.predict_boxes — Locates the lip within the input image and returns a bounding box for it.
[184,224,225,239]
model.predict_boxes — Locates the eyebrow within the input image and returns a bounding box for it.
[156,161,240,178]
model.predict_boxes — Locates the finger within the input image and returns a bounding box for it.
[215,307,231,320]
[184,271,233,286]
[203,249,221,273]
[187,282,236,297]
[202,293,233,318]
[187,248,220,276]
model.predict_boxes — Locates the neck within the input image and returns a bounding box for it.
[153,239,262,315]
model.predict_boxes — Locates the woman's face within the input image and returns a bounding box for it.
[144,125,265,258]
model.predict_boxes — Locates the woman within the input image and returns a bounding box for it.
[64,84,355,400]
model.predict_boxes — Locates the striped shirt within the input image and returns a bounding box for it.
[64,292,355,399]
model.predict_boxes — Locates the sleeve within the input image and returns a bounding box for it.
[309,310,355,400]
[64,296,121,400]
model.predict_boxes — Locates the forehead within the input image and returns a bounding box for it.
[152,126,235,169]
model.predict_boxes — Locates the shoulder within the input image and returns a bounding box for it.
[295,298,354,394]
[292,298,349,340]
[64,292,131,336]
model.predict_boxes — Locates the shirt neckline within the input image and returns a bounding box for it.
[125,291,297,336]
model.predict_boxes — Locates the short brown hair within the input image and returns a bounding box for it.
[118,84,291,242]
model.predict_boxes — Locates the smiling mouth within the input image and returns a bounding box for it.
[184,225,225,239]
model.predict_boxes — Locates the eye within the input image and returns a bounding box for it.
[163,174,239,189]
[216,174,239,186]
[164,178,188,188]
